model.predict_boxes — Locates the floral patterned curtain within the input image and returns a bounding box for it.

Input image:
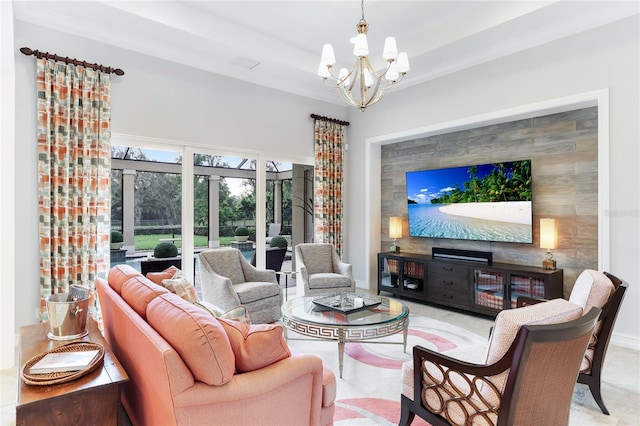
[37,58,111,322]
[313,118,345,255]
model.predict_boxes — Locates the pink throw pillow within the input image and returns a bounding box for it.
[146,266,180,285]
[217,318,291,373]
[147,293,235,386]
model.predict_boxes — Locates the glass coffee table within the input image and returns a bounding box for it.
[281,294,409,378]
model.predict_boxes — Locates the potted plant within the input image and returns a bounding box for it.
[110,231,124,250]
[269,236,288,249]
[153,242,179,259]
[140,241,182,275]
[234,226,250,242]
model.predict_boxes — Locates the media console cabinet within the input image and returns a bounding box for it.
[377,251,563,316]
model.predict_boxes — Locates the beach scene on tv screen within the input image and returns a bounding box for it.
[406,160,533,243]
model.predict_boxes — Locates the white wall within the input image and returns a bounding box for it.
[9,21,347,341]
[345,16,639,347]
[0,1,17,370]
[5,12,638,371]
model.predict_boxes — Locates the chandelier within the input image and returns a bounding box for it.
[317,0,410,111]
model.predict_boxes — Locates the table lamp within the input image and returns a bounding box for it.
[540,218,557,270]
[389,217,402,253]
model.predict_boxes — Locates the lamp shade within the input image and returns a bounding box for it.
[539,218,557,250]
[395,52,410,73]
[320,44,336,66]
[382,37,398,60]
[389,217,403,239]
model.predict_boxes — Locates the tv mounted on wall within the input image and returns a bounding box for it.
[405,160,533,244]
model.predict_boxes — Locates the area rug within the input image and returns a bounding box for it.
[285,314,488,426]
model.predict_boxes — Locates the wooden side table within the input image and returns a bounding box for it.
[16,319,129,426]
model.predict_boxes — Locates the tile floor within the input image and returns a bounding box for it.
[2,287,638,425]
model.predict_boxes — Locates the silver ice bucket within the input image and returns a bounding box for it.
[46,292,90,340]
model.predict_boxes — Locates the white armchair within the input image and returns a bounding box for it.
[198,248,282,324]
[295,243,356,296]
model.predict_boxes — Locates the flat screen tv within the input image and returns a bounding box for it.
[405,160,533,243]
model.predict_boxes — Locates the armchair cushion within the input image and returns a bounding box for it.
[303,245,334,275]
[308,273,353,289]
[234,282,281,304]
[147,293,235,386]
[486,298,583,364]
[569,269,614,314]
[218,318,291,373]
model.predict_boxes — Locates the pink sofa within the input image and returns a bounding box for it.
[96,264,336,426]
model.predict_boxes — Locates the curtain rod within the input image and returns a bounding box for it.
[20,47,125,76]
[310,114,350,126]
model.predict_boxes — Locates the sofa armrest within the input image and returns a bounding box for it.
[173,354,335,425]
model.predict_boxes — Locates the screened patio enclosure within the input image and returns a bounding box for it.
[110,146,314,258]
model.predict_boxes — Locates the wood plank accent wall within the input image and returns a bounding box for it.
[381,107,598,297]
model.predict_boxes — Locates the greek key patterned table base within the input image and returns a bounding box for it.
[282,315,409,378]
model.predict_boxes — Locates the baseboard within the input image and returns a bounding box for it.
[610,331,640,351]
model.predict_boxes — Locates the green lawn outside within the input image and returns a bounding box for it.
[134,234,237,250]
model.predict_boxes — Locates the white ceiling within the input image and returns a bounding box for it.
[13,1,639,106]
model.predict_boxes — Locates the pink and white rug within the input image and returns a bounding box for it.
[286,314,487,426]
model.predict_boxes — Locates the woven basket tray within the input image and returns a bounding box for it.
[22,341,105,386]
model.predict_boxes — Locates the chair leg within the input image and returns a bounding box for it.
[399,396,415,426]
[588,381,610,415]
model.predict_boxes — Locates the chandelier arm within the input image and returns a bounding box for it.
[337,86,359,109]
[345,61,360,92]
[362,56,383,80]
[358,56,384,108]
[358,56,368,108]
[321,62,357,88]
[363,74,383,108]
[365,86,386,108]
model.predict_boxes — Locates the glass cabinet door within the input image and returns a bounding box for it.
[509,274,546,308]
[379,256,400,289]
[473,268,505,311]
